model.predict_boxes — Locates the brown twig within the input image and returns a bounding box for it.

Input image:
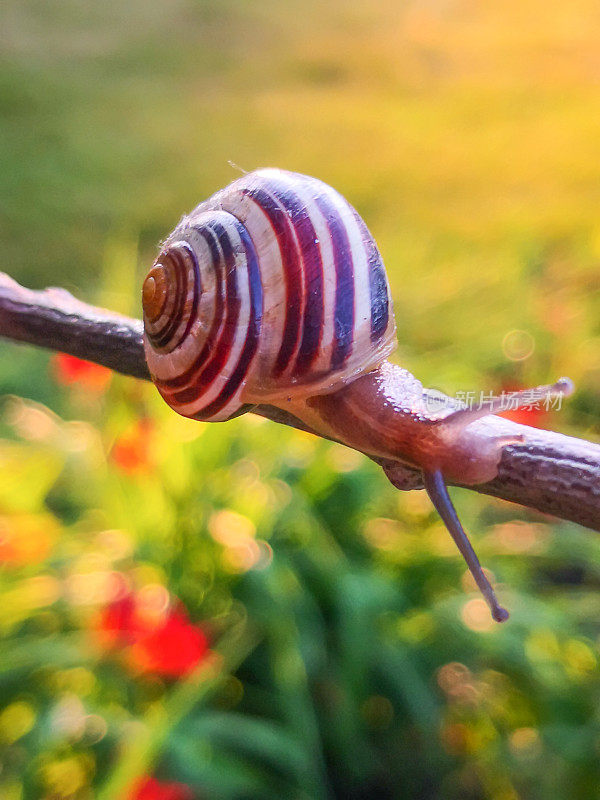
[1,271,599,532]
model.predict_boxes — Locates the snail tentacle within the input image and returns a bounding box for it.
[437,377,574,428]
[423,469,509,623]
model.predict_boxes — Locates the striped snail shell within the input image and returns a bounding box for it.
[142,168,397,422]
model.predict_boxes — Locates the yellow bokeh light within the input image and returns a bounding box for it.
[461,598,496,632]
[502,329,535,361]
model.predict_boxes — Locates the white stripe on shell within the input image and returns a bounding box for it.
[256,169,337,384]
[204,178,287,399]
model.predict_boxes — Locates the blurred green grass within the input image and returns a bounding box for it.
[2,1,600,798]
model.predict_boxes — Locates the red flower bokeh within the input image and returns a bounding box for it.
[132,605,211,678]
[51,353,112,391]
[111,419,155,473]
[129,776,194,800]
[499,406,548,427]
[97,588,210,679]
[498,383,551,429]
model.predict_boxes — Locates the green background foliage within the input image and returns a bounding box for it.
[1,1,600,798]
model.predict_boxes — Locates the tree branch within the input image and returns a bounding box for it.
[1,272,599,532]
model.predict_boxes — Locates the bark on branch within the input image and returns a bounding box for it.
[1,272,599,532]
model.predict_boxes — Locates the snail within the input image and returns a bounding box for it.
[142,168,573,622]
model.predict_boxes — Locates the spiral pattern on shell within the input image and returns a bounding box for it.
[142,168,397,421]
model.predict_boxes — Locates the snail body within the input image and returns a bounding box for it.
[143,168,572,622]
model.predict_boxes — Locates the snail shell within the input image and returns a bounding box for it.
[142,169,397,421]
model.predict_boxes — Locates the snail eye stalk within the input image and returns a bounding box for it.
[440,378,574,428]
[423,469,509,623]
